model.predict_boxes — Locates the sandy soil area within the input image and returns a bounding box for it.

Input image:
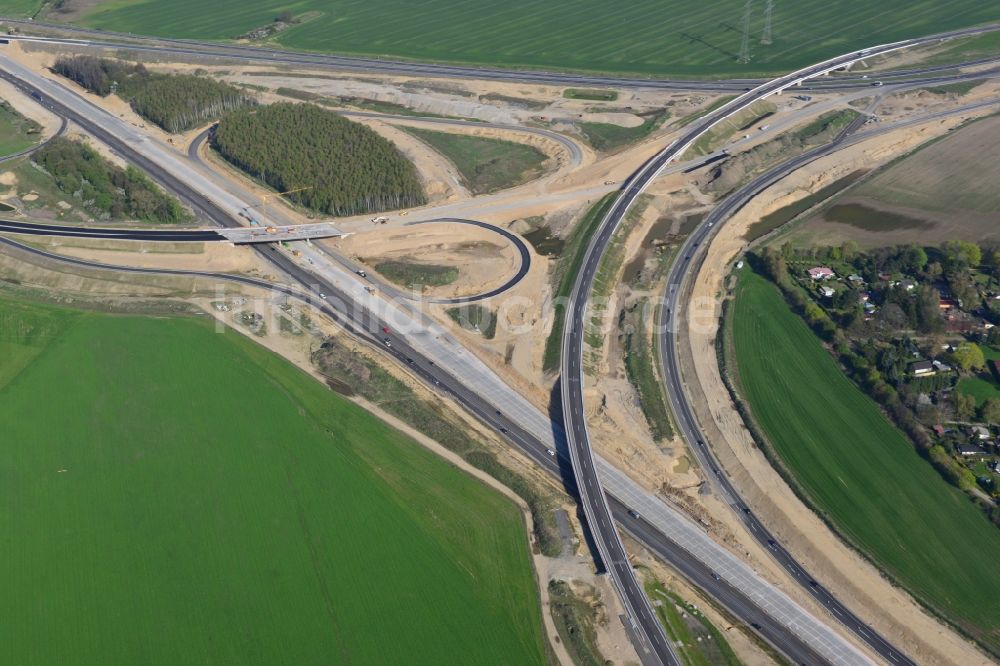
[350,117,468,202]
[48,238,267,274]
[680,118,996,665]
[333,221,519,299]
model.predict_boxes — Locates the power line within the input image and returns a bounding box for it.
[738,0,753,63]
[761,0,774,45]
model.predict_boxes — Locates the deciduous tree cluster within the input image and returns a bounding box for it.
[33,138,189,224]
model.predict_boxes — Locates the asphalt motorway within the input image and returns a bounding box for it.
[652,90,1000,666]
[188,129,533,304]
[0,218,226,241]
[0,53,841,666]
[656,124,920,666]
[6,27,999,663]
[556,24,1000,666]
[4,20,1000,93]
[0,232,832,666]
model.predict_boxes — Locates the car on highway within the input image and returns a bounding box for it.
[383,337,391,347]
[356,270,367,278]
[382,326,391,334]
[628,509,641,519]
[546,448,556,457]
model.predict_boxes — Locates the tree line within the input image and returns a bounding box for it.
[211,103,425,216]
[33,137,189,224]
[754,242,1000,527]
[52,56,256,133]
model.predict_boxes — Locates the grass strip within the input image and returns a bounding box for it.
[542,193,617,372]
[313,340,562,556]
[624,302,674,440]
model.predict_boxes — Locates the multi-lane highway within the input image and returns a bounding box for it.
[653,90,1000,666]
[3,18,1000,93]
[0,44,870,666]
[3,21,999,665]
[558,22,1000,666]
[0,228,839,666]
[657,118,910,665]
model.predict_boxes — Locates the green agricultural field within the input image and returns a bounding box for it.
[77,0,1000,78]
[0,0,42,17]
[0,295,547,664]
[402,127,548,194]
[730,268,1000,651]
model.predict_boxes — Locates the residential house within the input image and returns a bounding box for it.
[931,359,952,373]
[807,266,834,280]
[939,297,959,311]
[908,360,935,376]
[958,442,987,457]
[820,286,835,298]
[971,425,991,440]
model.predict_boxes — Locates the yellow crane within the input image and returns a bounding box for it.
[259,186,311,209]
[240,186,311,225]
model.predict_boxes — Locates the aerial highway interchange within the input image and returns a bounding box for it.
[1,16,999,666]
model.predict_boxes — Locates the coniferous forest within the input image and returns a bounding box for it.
[211,103,426,216]
[52,56,256,133]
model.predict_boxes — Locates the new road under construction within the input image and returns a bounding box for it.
[1,17,999,666]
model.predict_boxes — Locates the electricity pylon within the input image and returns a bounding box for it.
[738,0,753,63]
[761,0,774,45]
